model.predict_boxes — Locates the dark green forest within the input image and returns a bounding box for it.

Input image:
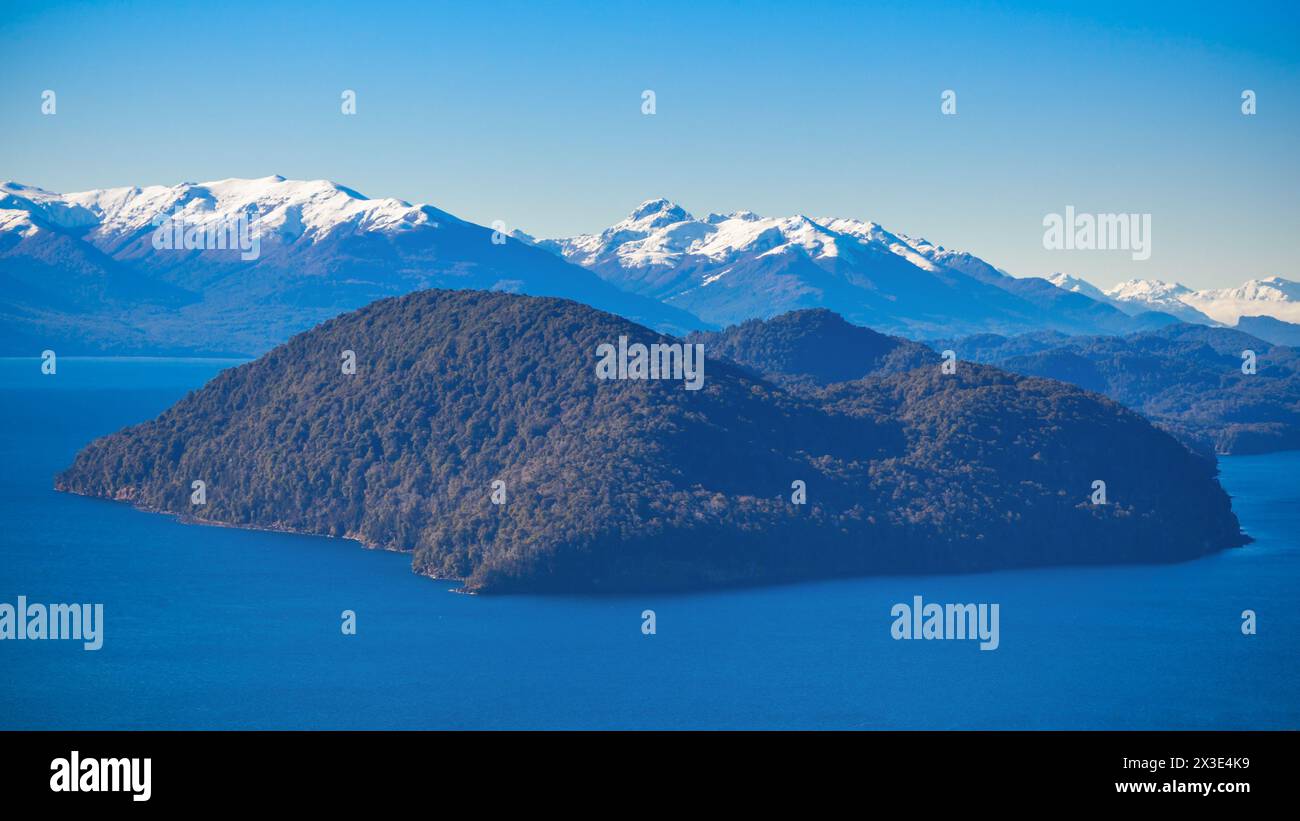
[687,308,938,387]
[940,324,1300,455]
[57,290,1246,593]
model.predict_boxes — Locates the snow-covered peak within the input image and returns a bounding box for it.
[547,201,1044,297]
[556,203,858,270]
[1196,276,1300,303]
[1,181,63,202]
[627,198,691,224]
[1097,279,1216,323]
[696,213,839,260]
[816,217,948,272]
[1105,278,1193,301]
[0,181,99,230]
[1181,276,1300,324]
[1063,276,1300,325]
[1046,272,1111,302]
[0,177,445,247]
[704,210,762,225]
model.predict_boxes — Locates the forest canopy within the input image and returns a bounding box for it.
[57,290,1246,593]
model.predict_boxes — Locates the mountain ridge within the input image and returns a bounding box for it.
[0,177,707,356]
[532,200,1187,338]
[1049,272,1300,326]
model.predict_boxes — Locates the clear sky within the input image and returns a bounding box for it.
[2,0,1297,290]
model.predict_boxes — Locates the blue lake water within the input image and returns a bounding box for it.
[1,357,1296,729]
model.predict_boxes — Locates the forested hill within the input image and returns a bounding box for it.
[686,308,938,387]
[57,289,1245,593]
[939,324,1300,455]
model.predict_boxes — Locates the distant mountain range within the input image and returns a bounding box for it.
[1048,273,1300,331]
[528,199,1299,338]
[523,199,1174,338]
[0,177,701,356]
[5,179,1297,356]
[56,290,1246,593]
[1235,315,1300,347]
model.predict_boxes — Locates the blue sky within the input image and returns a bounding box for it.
[2,0,1297,289]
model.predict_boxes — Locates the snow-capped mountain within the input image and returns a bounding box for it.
[535,199,1152,337]
[1183,277,1300,324]
[0,177,702,355]
[1046,272,1111,303]
[1101,279,1219,324]
[1047,273,1300,326]
[3,177,416,239]
[10,178,1289,355]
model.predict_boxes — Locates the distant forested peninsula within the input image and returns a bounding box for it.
[695,309,1300,457]
[937,325,1300,456]
[57,291,1247,593]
